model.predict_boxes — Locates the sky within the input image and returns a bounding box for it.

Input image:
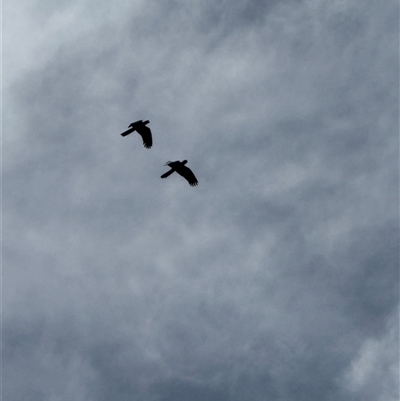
[3,0,399,400]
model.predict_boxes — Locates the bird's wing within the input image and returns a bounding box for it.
[177,165,198,186]
[121,127,135,137]
[136,125,152,149]
[161,169,175,179]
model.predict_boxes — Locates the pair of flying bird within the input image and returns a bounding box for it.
[120,120,198,187]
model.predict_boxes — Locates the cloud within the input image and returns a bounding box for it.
[4,0,398,400]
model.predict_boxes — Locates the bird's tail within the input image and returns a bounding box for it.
[161,169,174,179]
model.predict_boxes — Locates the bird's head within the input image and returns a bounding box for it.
[182,160,188,165]
[129,119,143,128]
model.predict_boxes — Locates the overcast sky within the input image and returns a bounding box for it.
[3,0,399,400]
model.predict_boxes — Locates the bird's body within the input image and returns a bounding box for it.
[161,160,198,186]
[121,119,152,149]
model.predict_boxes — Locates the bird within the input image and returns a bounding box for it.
[120,120,152,149]
[161,160,198,186]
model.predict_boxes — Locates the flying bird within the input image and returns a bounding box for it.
[120,120,152,149]
[161,160,198,186]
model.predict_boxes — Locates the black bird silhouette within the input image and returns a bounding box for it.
[120,120,152,149]
[161,160,198,186]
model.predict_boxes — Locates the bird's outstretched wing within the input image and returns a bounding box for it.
[136,125,153,149]
[121,127,135,137]
[177,165,198,186]
[161,169,174,179]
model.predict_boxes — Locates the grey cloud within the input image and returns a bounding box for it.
[4,0,398,400]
